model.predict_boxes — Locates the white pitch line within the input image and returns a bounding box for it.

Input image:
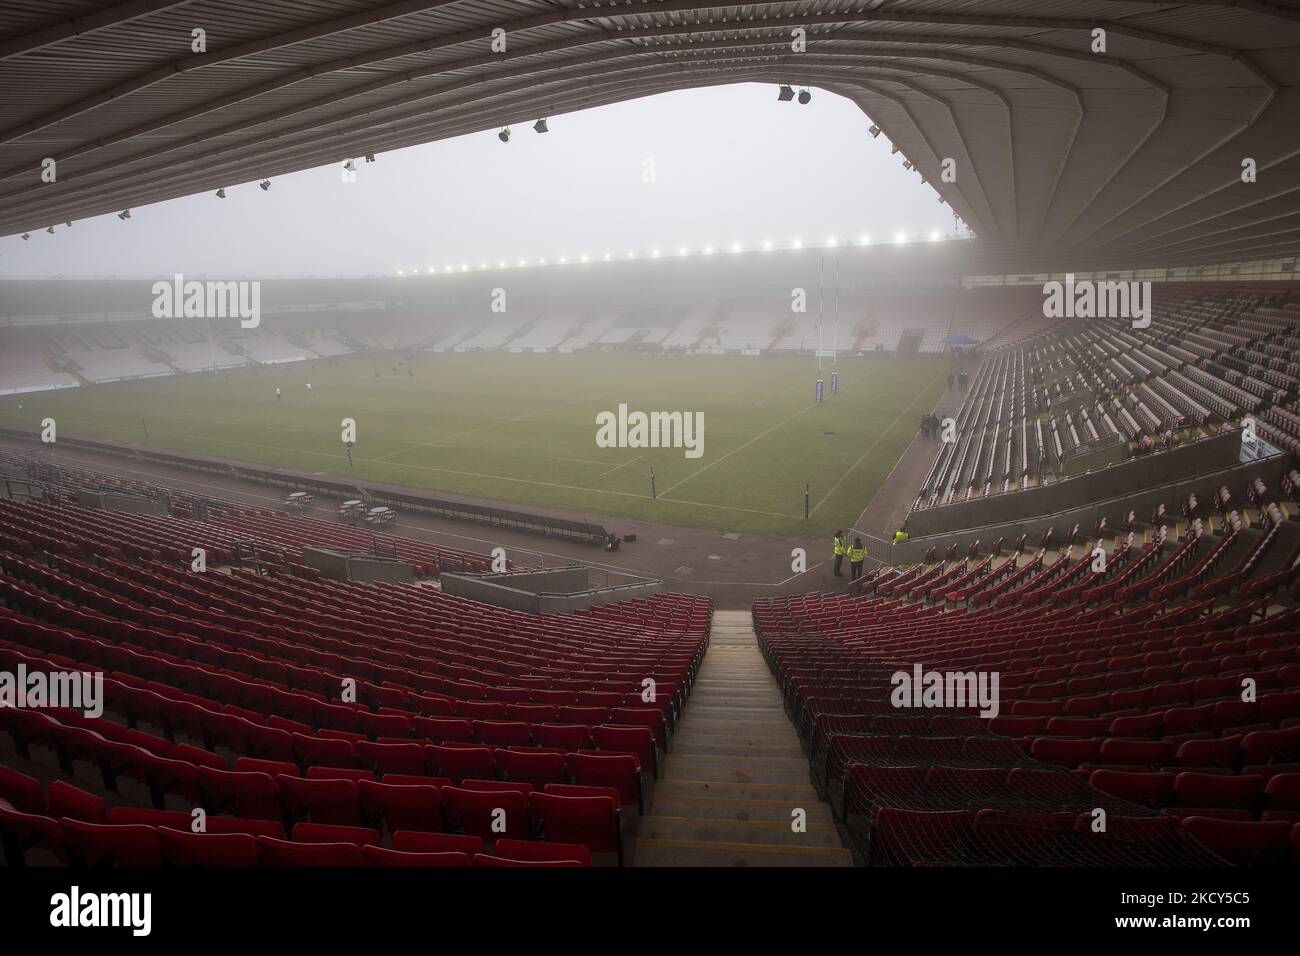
[810,371,944,516]
[597,454,643,478]
[658,400,818,498]
[557,457,606,466]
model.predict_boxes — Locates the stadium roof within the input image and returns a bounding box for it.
[2,0,1299,271]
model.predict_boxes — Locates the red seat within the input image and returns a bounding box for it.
[255,835,364,867]
[361,845,471,867]
[1028,737,1101,769]
[356,741,427,777]
[472,720,532,747]
[869,809,976,866]
[473,851,584,867]
[1097,738,1178,769]
[593,725,658,777]
[1173,772,1265,810]
[529,791,621,863]
[291,733,358,770]
[1264,773,1300,811]
[157,827,261,867]
[357,779,443,833]
[413,717,474,744]
[440,786,531,840]
[496,748,568,789]
[276,774,361,826]
[291,822,380,846]
[426,744,495,784]
[0,805,64,866]
[1175,735,1242,770]
[491,837,592,866]
[47,781,106,822]
[0,766,44,814]
[60,819,161,866]
[391,831,483,855]
[1180,816,1292,865]
[198,768,281,821]
[566,752,642,810]
[532,723,592,750]
[1088,770,1175,808]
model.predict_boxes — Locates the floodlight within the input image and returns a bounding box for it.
[777,85,795,101]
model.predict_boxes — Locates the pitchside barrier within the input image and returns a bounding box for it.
[0,428,613,545]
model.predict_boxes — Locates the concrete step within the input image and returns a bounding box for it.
[665,753,811,771]
[660,763,812,785]
[672,741,806,759]
[633,838,853,867]
[638,814,844,848]
[651,795,835,825]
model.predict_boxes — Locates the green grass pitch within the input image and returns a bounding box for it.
[1,352,948,537]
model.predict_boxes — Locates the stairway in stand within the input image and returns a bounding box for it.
[632,609,851,866]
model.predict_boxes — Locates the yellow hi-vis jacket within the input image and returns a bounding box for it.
[893,530,910,545]
[833,535,846,556]
[849,545,867,563]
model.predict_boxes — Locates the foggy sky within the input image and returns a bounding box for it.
[0,83,954,280]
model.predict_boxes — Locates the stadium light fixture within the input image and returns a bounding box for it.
[678,246,688,256]
[890,143,900,155]
[427,267,435,274]
[902,160,913,170]
[559,255,568,264]
[20,233,29,240]
[118,209,131,220]
[792,237,803,249]
[46,226,55,234]
[533,118,548,134]
[580,253,589,263]
[868,125,882,138]
[651,248,661,258]
[826,236,838,247]
[65,221,72,228]
[259,180,271,191]
[777,84,795,102]
[397,269,404,276]
[893,231,908,244]
[498,260,507,268]
[703,244,715,255]
[364,153,375,163]
[859,233,871,245]
[730,242,742,253]
[603,252,612,261]
[479,263,487,270]
[460,264,468,271]
[762,239,773,251]
[929,230,943,242]
[343,160,356,173]
[798,89,811,105]
[518,258,527,267]
[498,128,511,142]
[215,188,226,199]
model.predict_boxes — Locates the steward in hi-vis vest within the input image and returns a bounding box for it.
[833,531,847,577]
[848,538,867,581]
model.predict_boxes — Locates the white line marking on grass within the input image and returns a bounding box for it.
[810,372,943,516]
[557,457,607,466]
[597,455,643,478]
[658,401,818,498]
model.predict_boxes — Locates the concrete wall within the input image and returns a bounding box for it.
[912,430,1245,535]
[301,547,415,583]
[75,490,169,515]
[441,566,661,613]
